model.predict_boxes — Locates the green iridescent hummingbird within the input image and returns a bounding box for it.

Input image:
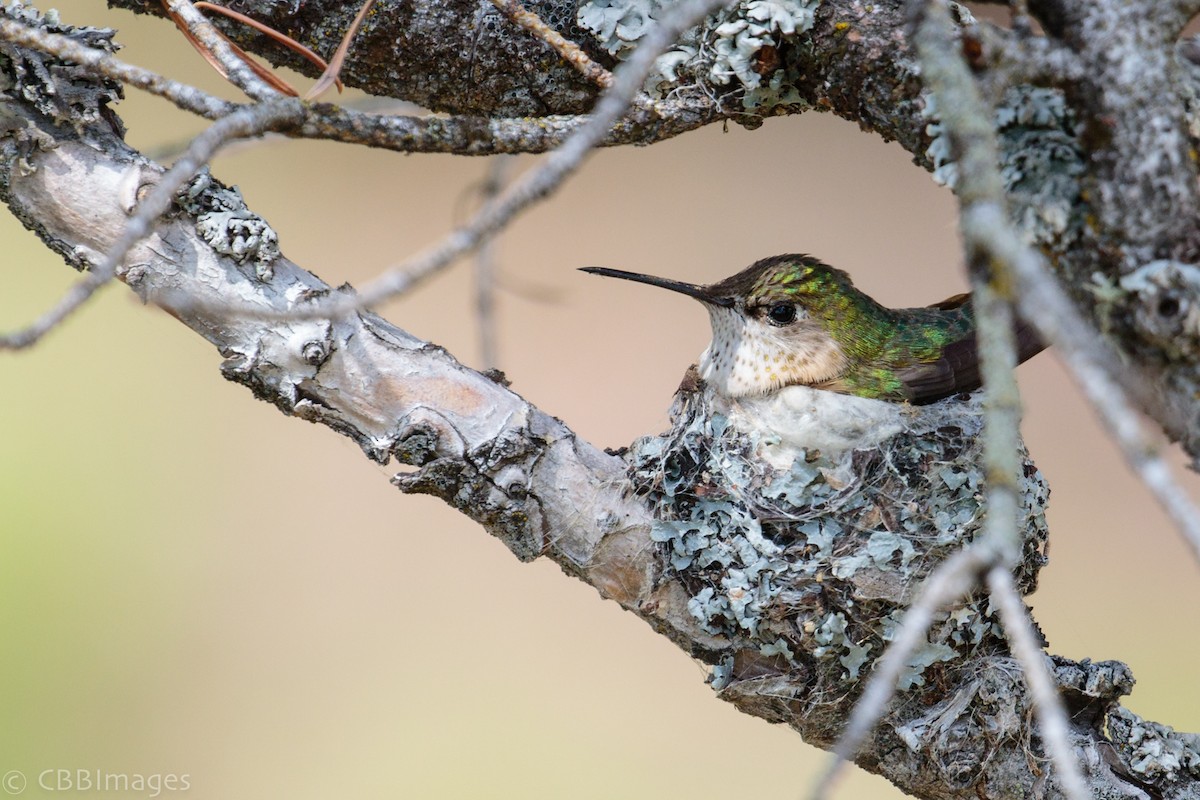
[581,254,1045,405]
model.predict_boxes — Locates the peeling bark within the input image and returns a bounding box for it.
[5,1,1200,798]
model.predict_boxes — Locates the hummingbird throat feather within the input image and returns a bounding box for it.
[697,304,850,398]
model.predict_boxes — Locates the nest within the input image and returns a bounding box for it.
[625,376,1050,727]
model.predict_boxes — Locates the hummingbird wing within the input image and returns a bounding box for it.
[926,292,970,311]
[893,335,984,404]
[894,298,1046,405]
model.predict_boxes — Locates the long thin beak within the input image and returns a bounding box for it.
[579,267,735,308]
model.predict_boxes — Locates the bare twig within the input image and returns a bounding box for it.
[171,16,301,96]
[0,100,304,350]
[164,0,279,100]
[144,97,421,161]
[0,16,237,119]
[296,96,716,154]
[488,0,614,89]
[967,234,1089,800]
[987,565,1082,783]
[474,156,514,370]
[324,0,732,314]
[809,543,996,799]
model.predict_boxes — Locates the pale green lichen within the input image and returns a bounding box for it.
[831,531,917,579]
[1109,707,1200,782]
[945,603,1001,647]
[925,86,1083,248]
[880,609,963,690]
[577,0,818,109]
[626,382,1049,694]
[813,611,873,679]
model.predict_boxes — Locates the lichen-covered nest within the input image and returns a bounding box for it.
[624,376,1049,732]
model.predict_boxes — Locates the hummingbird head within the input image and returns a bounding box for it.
[582,256,860,398]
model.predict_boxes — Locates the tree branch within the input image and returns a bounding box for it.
[107,0,935,157]
[3,17,1198,795]
[5,3,1200,799]
[93,0,1200,460]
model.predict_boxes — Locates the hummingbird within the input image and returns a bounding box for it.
[581,254,1045,404]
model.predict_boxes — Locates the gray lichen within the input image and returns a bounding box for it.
[625,380,1049,702]
[1118,260,1200,360]
[926,85,1083,249]
[577,0,818,110]
[175,169,280,281]
[0,2,124,136]
[1179,37,1200,143]
[1109,707,1200,784]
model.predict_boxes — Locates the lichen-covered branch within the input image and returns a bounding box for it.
[932,1,1200,457]
[3,11,1199,799]
[0,11,717,154]
[105,0,935,156]
[92,0,1200,458]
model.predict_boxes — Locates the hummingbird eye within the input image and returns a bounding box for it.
[766,302,798,326]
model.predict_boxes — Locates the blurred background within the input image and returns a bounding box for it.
[3,2,1198,798]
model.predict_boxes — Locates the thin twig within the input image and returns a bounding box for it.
[322,0,731,315]
[969,243,1090,800]
[488,0,614,89]
[475,156,514,370]
[987,565,1082,789]
[194,2,343,93]
[144,97,422,161]
[296,96,716,154]
[809,543,996,799]
[174,18,301,95]
[0,17,237,120]
[164,0,279,100]
[903,1,1093,797]
[0,100,304,350]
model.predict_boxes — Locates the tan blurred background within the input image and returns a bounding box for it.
[2,3,1198,798]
